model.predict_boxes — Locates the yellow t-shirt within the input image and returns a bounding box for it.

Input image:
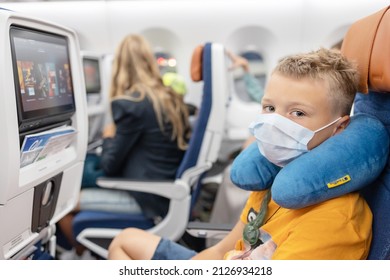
[226,191,372,260]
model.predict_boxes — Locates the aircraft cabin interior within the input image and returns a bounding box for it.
[0,0,389,265]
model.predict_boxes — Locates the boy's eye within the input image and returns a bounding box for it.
[262,105,275,113]
[291,110,306,117]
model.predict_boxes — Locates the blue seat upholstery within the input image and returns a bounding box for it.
[354,92,390,260]
[74,43,230,259]
[175,44,212,178]
[342,5,390,260]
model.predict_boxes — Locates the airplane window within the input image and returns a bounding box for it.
[155,51,177,75]
[233,50,266,103]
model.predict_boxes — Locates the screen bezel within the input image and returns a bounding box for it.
[9,25,76,133]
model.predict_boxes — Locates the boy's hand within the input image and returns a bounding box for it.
[224,249,251,260]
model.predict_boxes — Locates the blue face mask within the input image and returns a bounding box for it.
[249,114,341,167]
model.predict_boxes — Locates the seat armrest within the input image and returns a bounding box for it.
[96,177,189,200]
[186,221,233,239]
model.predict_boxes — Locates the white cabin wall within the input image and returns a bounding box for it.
[2,2,111,52]
[104,0,305,105]
[1,0,389,115]
[301,0,388,50]
[0,0,303,106]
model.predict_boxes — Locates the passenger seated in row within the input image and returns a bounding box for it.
[108,48,372,260]
[58,34,191,258]
[162,71,198,118]
[227,50,264,103]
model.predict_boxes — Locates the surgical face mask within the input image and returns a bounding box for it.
[249,114,341,167]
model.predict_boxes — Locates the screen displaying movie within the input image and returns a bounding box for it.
[83,57,101,94]
[10,26,76,131]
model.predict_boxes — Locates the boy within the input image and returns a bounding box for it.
[108,48,372,260]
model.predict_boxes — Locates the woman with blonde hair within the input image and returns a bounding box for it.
[58,34,191,259]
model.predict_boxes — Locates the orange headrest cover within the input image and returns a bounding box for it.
[341,6,390,93]
[190,45,204,82]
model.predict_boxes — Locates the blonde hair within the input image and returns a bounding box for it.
[273,48,359,115]
[109,34,190,150]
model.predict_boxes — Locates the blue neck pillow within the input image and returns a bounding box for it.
[230,113,389,209]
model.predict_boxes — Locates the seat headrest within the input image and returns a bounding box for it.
[190,45,204,82]
[341,6,390,93]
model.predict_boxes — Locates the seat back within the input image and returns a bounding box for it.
[341,5,390,260]
[176,43,228,180]
[176,43,229,209]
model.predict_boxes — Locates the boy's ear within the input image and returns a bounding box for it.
[334,115,350,135]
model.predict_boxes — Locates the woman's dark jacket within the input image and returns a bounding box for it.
[100,97,186,219]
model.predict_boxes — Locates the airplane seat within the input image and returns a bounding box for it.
[341,5,390,260]
[80,51,109,151]
[74,42,229,259]
[0,9,87,259]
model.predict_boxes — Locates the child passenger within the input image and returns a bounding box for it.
[108,48,372,260]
